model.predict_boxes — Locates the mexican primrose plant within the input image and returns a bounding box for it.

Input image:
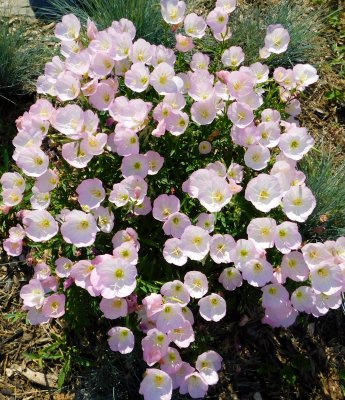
[1,0,345,398]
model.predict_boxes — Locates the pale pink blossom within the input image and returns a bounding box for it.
[245,174,283,212]
[196,350,222,385]
[199,141,212,154]
[108,327,134,354]
[55,14,81,41]
[55,257,73,278]
[161,347,183,374]
[210,234,235,263]
[282,185,316,222]
[175,34,194,52]
[163,238,188,266]
[42,294,65,318]
[3,238,23,256]
[60,210,98,247]
[145,151,164,175]
[153,194,180,221]
[121,154,149,178]
[198,293,226,322]
[219,267,242,291]
[139,368,172,400]
[291,286,315,312]
[264,26,290,54]
[76,178,105,211]
[184,13,207,38]
[23,210,58,242]
[91,257,137,299]
[207,7,228,33]
[184,271,208,298]
[274,221,302,254]
[167,320,195,348]
[142,329,169,366]
[227,102,254,128]
[222,46,244,67]
[242,259,273,287]
[196,213,215,233]
[20,279,45,308]
[163,212,191,238]
[161,0,186,24]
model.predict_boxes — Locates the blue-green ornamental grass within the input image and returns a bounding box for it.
[1,1,345,398]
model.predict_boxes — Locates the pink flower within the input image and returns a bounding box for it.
[184,271,208,298]
[70,259,100,297]
[227,102,254,128]
[61,210,98,247]
[23,210,58,242]
[279,127,314,160]
[216,0,237,14]
[121,154,149,178]
[161,0,186,24]
[108,327,134,354]
[153,194,180,221]
[100,297,128,319]
[196,213,215,233]
[180,226,211,261]
[42,293,65,318]
[247,217,276,249]
[274,221,302,254]
[161,280,190,306]
[142,329,170,366]
[196,350,222,385]
[264,26,290,54]
[55,257,73,278]
[3,238,23,256]
[210,234,235,264]
[199,141,212,154]
[129,38,152,63]
[55,14,81,41]
[181,372,208,398]
[222,46,244,67]
[76,178,105,211]
[161,347,183,374]
[291,286,315,312]
[245,174,283,212]
[139,368,172,400]
[55,72,80,102]
[143,294,164,319]
[261,283,289,309]
[16,147,49,177]
[163,238,188,266]
[167,320,195,348]
[219,267,242,291]
[20,279,45,308]
[310,264,343,295]
[145,151,165,175]
[154,303,186,333]
[191,98,217,125]
[293,64,319,88]
[184,13,207,38]
[1,172,26,192]
[198,294,226,322]
[207,7,228,33]
[35,169,58,193]
[90,257,137,299]
[51,104,84,137]
[281,251,309,281]
[175,34,194,52]
[244,144,270,171]
[125,62,150,93]
[242,259,273,287]
[150,62,182,95]
[282,185,316,222]
[163,212,191,238]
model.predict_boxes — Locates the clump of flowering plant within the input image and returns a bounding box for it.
[1,0,345,398]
